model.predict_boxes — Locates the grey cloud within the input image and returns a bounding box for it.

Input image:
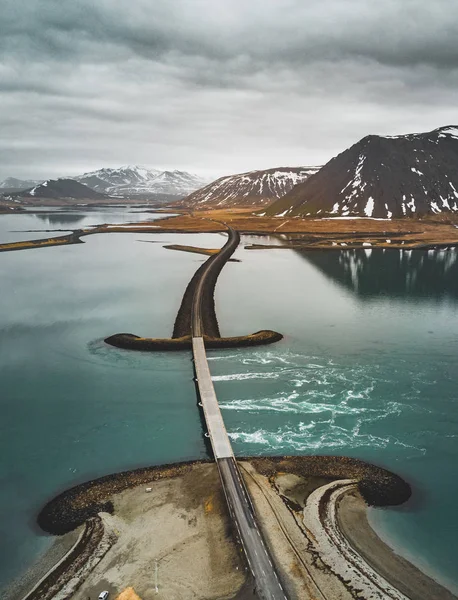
[2,0,458,68]
[1,0,458,180]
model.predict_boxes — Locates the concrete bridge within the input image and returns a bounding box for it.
[191,227,287,600]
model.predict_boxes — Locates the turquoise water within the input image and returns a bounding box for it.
[1,213,457,593]
[213,242,458,591]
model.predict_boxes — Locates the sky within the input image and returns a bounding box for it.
[1,0,458,180]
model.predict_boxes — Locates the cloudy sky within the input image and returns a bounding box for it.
[1,0,457,180]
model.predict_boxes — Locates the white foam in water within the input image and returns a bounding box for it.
[213,350,429,457]
[212,371,281,382]
[228,424,426,455]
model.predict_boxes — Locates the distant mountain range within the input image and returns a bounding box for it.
[179,166,320,209]
[0,166,210,201]
[74,166,209,197]
[0,177,43,191]
[12,179,108,201]
[266,126,458,219]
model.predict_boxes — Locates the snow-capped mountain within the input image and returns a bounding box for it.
[0,177,43,191]
[75,166,209,197]
[179,166,320,209]
[266,126,458,219]
[13,179,107,200]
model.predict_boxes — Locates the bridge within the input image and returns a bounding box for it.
[191,227,287,600]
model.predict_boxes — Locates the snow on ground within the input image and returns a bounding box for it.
[318,216,391,221]
[364,197,375,217]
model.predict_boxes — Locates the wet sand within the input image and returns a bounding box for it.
[337,489,457,600]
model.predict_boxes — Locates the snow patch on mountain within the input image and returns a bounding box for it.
[180,166,321,208]
[75,166,209,196]
[0,177,43,190]
[266,125,458,219]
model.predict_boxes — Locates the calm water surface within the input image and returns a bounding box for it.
[0,211,457,593]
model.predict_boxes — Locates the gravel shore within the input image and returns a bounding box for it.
[16,456,455,600]
[337,489,457,600]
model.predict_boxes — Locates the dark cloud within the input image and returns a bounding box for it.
[1,0,458,179]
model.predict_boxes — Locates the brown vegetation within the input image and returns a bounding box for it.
[164,244,240,261]
[164,244,220,256]
[145,210,458,248]
[2,209,458,253]
[0,232,84,252]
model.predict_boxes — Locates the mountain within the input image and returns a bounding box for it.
[179,166,320,209]
[0,177,43,191]
[9,179,108,200]
[266,126,458,219]
[74,166,209,197]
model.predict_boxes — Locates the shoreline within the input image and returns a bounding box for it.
[367,507,458,597]
[2,209,457,598]
[4,457,456,600]
[2,530,81,600]
[1,209,458,253]
[337,489,457,599]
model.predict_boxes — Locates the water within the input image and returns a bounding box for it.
[0,207,170,242]
[0,211,225,589]
[1,214,457,593]
[213,241,458,591]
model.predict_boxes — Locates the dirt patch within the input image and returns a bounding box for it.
[274,473,332,510]
[37,461,207,535]
[71,463,246,600]
[250,455,411,507]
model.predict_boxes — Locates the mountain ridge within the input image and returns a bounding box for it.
[74,166,209,197]
[6,179,108,201]
[0,177,43,191]
[1,166,210,199]
[266,126,458,219]
[179,166,320,209]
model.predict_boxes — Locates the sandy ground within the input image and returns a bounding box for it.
[240,461,457,600]
[240,462,351,600]
[337,490,457,600]
[72,463,246,600]
[14,458,456,600]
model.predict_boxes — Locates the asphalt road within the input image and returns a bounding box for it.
[191,225,240,337]
[191,227,287,600]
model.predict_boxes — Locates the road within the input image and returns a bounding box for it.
[191,227,287,600]
[191,226,240,337]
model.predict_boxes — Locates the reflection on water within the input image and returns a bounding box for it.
[299,248,458,300]
[35,213,86,227]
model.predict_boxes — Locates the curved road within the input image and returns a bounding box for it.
[191,227,287,600]
[191,226,240,337]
